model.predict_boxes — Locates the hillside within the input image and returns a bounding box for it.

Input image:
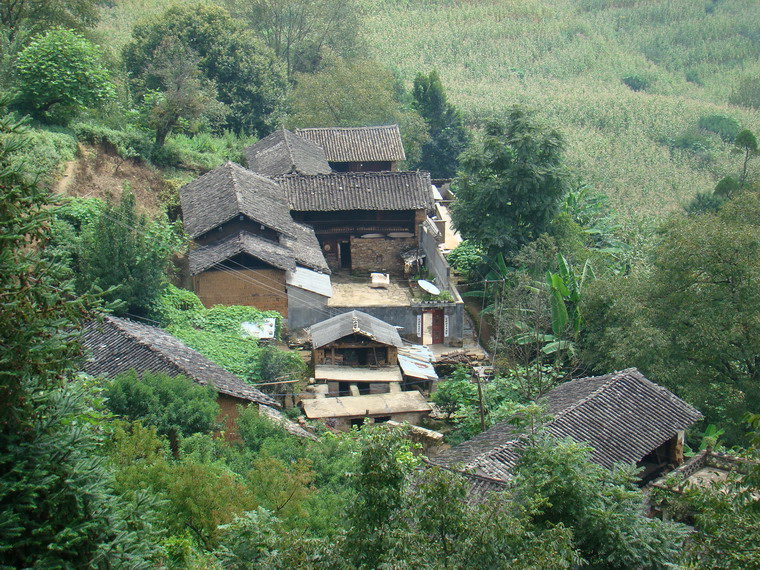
[362,0,760,215]
[95,0,760,216]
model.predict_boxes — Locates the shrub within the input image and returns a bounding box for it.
[71,121,153,162]
[698,114,741,142]
[447,240,485,281]
[621,74,650,92]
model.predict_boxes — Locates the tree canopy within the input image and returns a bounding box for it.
[411,69,469,178]
[124,3,288,136]
[451,108,569,258]
[14,28,114,124]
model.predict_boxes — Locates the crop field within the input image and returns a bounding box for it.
[361,0,760,214]
[98,0,760,215]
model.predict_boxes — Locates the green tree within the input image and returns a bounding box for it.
[411,69,469,178]
[14,28,114,124]
[729,76,760,110]
[582,192,760,443]
[0,0,102,39]
[225,0,363,78]
[106,371,220,447]
[142,36,227,147]
[78,190,183,316]
[513,435,686,569]
[0,100,155,567]
[345,424,419,568]
[287,55,429,166]
[124,3,288,136]
[451,107,569,258]
[734,128,758,187]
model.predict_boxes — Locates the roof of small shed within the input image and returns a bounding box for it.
[295,125,406,163]
[81,315,277,406]
[309,310,403,348]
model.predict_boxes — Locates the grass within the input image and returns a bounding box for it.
[96,0,760,215]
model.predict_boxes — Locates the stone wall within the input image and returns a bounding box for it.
[350,236,417,274]
[193,268,288,315]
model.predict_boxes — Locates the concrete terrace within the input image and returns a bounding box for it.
[327,273,413,307]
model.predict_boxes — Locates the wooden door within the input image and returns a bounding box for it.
[431,309,445,344]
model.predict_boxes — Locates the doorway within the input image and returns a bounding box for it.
[339,241,351,269]
[422,309,445,345]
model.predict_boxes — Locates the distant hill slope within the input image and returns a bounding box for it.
[97,0,760,215]
[363,0,760,215]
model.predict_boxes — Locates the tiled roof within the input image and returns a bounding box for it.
[295,125,406,163]
[180,162,298,239]
[433,369,703,481]
[244,128,331,176]
[279,171,433,212]
[81,315,277,407]
[309,310,403,348]
[188,226,329,276]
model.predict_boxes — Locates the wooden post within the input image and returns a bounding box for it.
[475,373,485,432]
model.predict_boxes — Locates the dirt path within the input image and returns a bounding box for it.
[52,158,78,195]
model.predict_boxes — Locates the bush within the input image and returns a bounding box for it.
[71,121,153,162]
[621,74,650,92]
[698,114,741,142]
[447,240,485,281]
[106,371,220,441]
[10,127,78,183]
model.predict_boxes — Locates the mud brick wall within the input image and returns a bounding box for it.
[193,268,288,316]
[350,236,417,274]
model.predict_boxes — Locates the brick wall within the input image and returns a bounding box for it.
[350,236,417,274]
[193,268,288,315]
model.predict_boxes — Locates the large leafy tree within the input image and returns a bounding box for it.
[582,191,760,443]
[451,107,569,258]
[225,0,363,79]
[124,3,288,136]
[14,28,114,124]
[411,69,469,178]
[0,101,155,567]
[288,55,428,167]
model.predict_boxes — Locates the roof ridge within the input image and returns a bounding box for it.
[280,128,298,173]
[226,161,245,211]
[550,369,634,422]
[297,124,399,132]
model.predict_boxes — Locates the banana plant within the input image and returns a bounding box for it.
[543,254,594,355]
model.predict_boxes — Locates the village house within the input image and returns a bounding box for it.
[81,315,314,439]
[431,368,703,493]
[179,161,330,316]
[179,124,466,344]
[300,310,433,429]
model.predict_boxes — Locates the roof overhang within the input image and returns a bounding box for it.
[314,365,402,383]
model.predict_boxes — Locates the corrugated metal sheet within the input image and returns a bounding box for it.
[398,354,438,381]
[286,267,333,297]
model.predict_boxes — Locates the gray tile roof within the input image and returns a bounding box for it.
[309,310,403,348]
[433,369,703,481]
[188,226,329,276]
[180,162,298,239]
[278,171,433,212]
[296,125,406,163]
[81,315,277,407]
[244,128,331,176]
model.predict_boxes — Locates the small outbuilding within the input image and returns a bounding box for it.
[310,310,403,367]
[432,368,703,486]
